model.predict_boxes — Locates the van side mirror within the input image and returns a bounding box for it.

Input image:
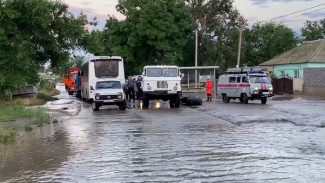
[90,86,94,90]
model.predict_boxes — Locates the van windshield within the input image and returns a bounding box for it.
[147,68,178,77]
[94,60,119,78]
[249,76,270,84]
[96,81,121,90]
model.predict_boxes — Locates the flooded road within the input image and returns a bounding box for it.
[1,85,325,182]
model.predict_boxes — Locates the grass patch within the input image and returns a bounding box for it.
[0,104,33,122]
[0,126,17,144]
[37,93,58,102]
[39,83,60,96]
[15,98,46,106]
[0,104,53,144]
[32,108,52,126]
[41,88,60,97]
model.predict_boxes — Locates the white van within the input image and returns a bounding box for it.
[217,67,273,104]
[81,56,127,111]
[141,65,182,108]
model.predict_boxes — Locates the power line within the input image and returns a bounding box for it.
[288,7,325,19]
[256,2,325,24]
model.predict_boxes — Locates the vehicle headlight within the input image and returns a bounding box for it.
[147,86,152,90]
[269,87,273,92]
[254,87,259,91]
[173,86,178,90]
[95,93,100,100]
[117,92,123,99]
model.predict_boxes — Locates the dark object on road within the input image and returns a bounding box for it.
[181,96,203,106]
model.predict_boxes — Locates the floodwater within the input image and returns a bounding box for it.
[1,84,325,182]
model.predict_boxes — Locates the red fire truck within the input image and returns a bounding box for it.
[62,67,82,95]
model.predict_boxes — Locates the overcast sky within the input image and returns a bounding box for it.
[63,0,325,32]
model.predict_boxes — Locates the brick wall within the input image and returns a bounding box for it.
[304,68,325,87]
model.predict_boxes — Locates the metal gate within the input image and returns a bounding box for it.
[272,78,293,94]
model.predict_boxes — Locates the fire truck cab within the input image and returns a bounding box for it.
[217,67,273,104]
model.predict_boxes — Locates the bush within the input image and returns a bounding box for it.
[37,93,59,102]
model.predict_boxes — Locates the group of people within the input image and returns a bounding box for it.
[123,76,143,105]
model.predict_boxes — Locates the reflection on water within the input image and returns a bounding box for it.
[2,98,325,182]
[155,101,161,109]
[0,124,72,182]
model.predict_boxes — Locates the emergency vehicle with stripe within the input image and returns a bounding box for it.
[217,68,273,104]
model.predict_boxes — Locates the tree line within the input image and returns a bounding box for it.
[84,0,325,73]
[1,0,325,95]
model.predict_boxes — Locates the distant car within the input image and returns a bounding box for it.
[40,78,57,88]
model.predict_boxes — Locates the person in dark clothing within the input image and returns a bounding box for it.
[123,81,129,101]
[136,76,143,102]
[75,71,82,99]
[128,76,136,104]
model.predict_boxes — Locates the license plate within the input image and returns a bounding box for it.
[104,100,114,103]
[263,92,269,95]
[168,91,177,94]
[106,96,111,99]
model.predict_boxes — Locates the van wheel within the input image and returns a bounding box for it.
[261,97,267,104]
[222,94,230,103]
[119,104,127,110]
[67,88,72,95]
[92,102,100,111]
[142,95,149,108]
[243,94,248,104]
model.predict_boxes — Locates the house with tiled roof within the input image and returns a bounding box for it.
[260,40,325,78]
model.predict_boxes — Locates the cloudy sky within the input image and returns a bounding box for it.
[63,0,325,32]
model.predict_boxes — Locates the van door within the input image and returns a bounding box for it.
[235,76,241,97]
[228,76,236,97]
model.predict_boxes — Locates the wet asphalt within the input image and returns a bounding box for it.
[1,84,325,182]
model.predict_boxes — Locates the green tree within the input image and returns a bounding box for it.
[185,0,240,67]
[52,56,84,76]
[98,0,195,74]
[0,0,88,97]
[82,30,106,56]
[244,22,298,66]
[301,19,325,41]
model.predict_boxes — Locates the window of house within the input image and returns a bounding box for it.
[294,70,299,78]
[229,77,236,83]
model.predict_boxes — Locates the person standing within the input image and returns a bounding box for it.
[205,78,212,102]
[75,71,82,99]
[128,76,136,104]
[136,76,143,102]
[123,81,129,102]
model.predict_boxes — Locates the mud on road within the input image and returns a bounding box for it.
[1,84,325,182]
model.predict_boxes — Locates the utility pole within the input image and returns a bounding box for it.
[237,17,243,68]
[195,28,198,88]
